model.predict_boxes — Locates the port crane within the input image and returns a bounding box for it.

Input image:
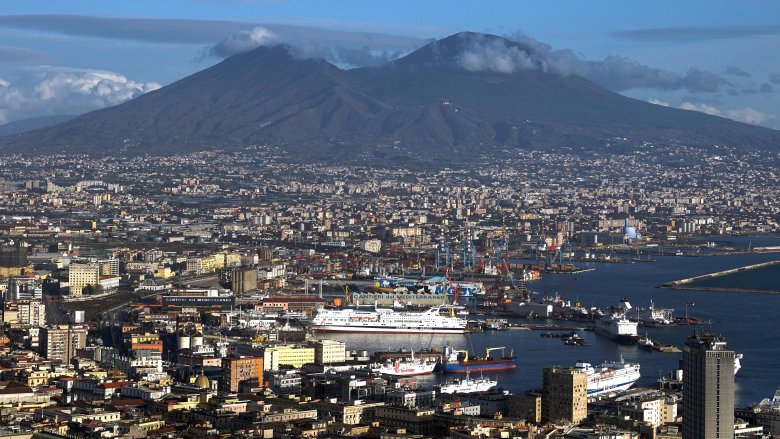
[555,239,574,265]
[484,346,511,360]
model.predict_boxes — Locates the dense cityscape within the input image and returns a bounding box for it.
[1,1,780,438]
[0,142,776,438]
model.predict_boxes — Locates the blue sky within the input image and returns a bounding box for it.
[0,0,779,128]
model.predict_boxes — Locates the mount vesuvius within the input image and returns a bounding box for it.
[1,32,778,164]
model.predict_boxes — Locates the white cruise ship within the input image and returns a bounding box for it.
[595,301,639,344]
[575,357,641,396]
[310,305,467,334]
[437,371,498,394]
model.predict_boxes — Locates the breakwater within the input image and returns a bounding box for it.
[660,260,780,294]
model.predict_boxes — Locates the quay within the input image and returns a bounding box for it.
[509,323,594,331]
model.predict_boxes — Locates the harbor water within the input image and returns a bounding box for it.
[318,238,780,406]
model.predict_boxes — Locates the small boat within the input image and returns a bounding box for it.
[437,370,497,394]
[638,333,655,351]
[562,332,588,346]
[373,351,436,377]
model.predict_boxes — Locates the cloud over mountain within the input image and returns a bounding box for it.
[208,26,277,58]
[433,32,730,94]
[0,67,159,124]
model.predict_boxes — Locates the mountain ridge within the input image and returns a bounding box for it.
[1,32,778,163]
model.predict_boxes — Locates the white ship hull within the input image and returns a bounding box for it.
[595,311,638,344]
[438,379,497,394]
[587,380,635,395]
[374,359,437,376]
[313,325,465,334]
[575,358,641,396]
[310,306,467,334]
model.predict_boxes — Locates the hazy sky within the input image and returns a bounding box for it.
[1,0,778,128]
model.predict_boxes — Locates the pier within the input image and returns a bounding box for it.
[659,260,780,294]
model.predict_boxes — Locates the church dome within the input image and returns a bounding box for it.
[194,370,210,389]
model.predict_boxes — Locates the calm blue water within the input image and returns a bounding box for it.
[318,247,780,406]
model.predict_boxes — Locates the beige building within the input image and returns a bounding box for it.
[314,340,346,365]
[263,344,315,371]
[69,263,100,296]
[313,399,384,425]
[40,325,88,362]
[358,239,382,253]
[542,366,588,424]
[231,267,257,294]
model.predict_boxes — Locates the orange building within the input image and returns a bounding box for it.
[222,356,263,392]
[131,340,164,353]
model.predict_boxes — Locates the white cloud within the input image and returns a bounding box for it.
[648,98,670,106]
[726,108,775,126]
[0,67,160,123]
[459,37,538,74]
[675,100,777,127]
[679,101,721,116]
[208,26,276,57]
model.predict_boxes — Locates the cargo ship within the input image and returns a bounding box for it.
[310,305,467,334]
[437,346,516,373]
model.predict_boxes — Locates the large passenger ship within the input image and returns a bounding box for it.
[595,300,639,344]
[574,357,641,396]
[309,306,467,334]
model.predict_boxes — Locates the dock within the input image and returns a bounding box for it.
[509,323,594,331]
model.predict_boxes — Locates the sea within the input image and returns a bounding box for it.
[317,234,780,406]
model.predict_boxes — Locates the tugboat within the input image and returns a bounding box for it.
[562,332,588,346]
[637,333,655,351]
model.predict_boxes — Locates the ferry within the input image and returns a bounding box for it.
[437,370,498,394]
[575,357,641,396]
[310,305,467,334]
[437,346,516,373]
[595,300,639,344]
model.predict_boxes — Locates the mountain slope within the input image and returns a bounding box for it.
[1,32,778,161]
[0,115,76,137]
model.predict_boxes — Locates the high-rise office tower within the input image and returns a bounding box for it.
[683,333,736,439]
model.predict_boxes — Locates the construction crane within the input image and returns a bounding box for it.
[452,349,470,362]
[557,239,573,265]
[484,346,508,360]
[534,235,547,266]
[345,286,351,306]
